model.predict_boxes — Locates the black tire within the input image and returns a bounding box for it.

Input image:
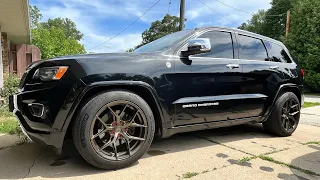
[72,90,155,169]
[263,92,300,137]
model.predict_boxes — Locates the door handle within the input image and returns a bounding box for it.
[269,66,279,70]
[226,64,240,69]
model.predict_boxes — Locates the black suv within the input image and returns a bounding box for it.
[9,27,304,169]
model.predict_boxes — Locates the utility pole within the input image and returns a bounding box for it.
[179,0,185,31]
[286,10,291,37]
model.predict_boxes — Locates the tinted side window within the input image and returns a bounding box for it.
[264,41,292,63]
[195,31,234,59]
[238,35,268,61]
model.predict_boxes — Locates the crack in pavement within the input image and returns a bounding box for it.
[192,134,255,156]
[22,152,42,180]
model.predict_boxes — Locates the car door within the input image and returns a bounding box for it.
[237,33,285,117]
[173,29,246,126]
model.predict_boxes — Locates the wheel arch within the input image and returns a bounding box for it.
[62,81,165,141]
[263,83,303,121]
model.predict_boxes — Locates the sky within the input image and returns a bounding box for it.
[29,0,272,53]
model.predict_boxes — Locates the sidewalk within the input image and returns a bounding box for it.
[300,105,320,127]
[305,95,320,103]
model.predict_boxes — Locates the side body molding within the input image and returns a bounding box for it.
[173,94,268,104]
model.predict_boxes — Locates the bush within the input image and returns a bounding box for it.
[0,74,20,105]
[305,70,320,93]
[284,0,320,92]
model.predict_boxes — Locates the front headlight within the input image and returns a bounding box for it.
[33,66,68,81]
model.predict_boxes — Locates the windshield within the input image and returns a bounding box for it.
[135,29,194,53]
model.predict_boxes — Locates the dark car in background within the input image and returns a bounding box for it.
[9,26,304,169]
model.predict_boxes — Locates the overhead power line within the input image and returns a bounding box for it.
[213,0,286,17]
[197,0,229,21]
[214,0,253,15]
[88,0,161,51]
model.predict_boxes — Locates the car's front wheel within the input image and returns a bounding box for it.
[72,90,155,169]
[263,92,300,137]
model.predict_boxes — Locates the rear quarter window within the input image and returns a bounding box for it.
[264,41,292,63]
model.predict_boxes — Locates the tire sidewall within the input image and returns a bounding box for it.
[73,90,155,169]
[273,92,300,136]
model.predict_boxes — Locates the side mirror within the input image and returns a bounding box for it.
[181,38,211,57]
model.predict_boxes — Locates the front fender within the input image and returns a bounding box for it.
[60,80,166,134]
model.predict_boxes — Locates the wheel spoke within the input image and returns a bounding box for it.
[98,139,112,152]
[113,142,118,160]
[289,111,299,116]
[125,122,147,128]
[120,104,128,117]
[99,132,119,152]
[122,110,146,129]
[288,115,297,123]
[282,118,286,127]
[291,104,299,109]
[122,132,145,141]
[96,115,114,130]
[288,99,293,109]
[285,119,289,130]
[121,133,132,156]
[107,105,121,124]
[91,129,108,139]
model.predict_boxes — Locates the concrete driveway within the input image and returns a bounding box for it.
[0,107,319,180]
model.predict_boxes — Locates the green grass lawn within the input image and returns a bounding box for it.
[0,107,19,134]
[0,117,19,134]
[303,102,320,108]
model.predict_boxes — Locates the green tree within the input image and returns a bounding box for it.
[238,0,294,40]
[29,5,42,28]
[136,14,182,48]
[238,10,266,35]
[284,0,320,92]
[41,18,84,41]
[29,6,86,59]
[126,48,135,52]
[263,0,294,39]
[32,26,86,59]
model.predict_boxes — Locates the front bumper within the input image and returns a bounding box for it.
[9,94,65,153]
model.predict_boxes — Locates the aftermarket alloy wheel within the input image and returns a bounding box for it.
[263,92,300,137]
[73,90,155,169]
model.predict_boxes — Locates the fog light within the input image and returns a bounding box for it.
[28,103,44,117]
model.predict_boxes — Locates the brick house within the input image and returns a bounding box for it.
[0,0,40,87]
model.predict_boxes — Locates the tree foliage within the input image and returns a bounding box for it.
[284,0,320,92]
[29,6,86,59]
[29,5,42,28]
[263,0,293,39]
[136,14,181,48]
[41,18,84,41]
[238,10,266,35]
[238,0,294,40]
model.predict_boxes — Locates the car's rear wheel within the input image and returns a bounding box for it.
[263,92,300,137]
[72,90,155,169]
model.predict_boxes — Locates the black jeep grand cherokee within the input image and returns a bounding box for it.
[9,27,304,169]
